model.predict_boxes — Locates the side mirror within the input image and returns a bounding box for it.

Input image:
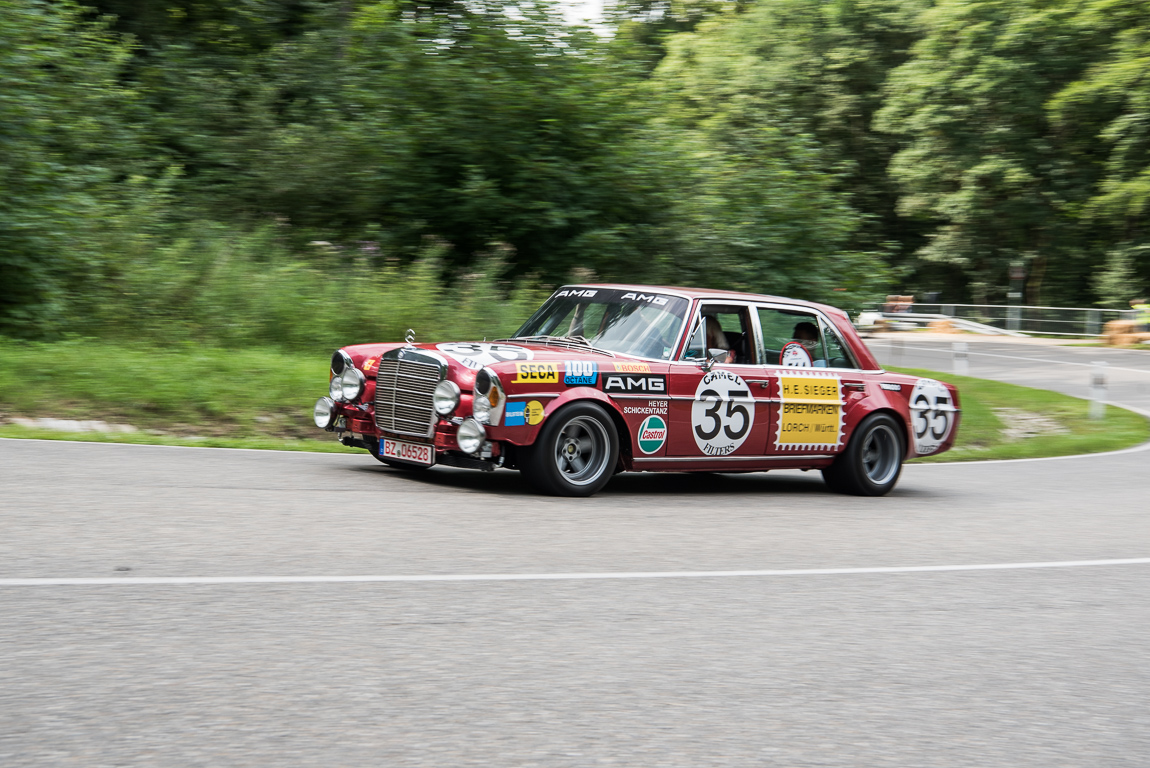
[700,348,727,372]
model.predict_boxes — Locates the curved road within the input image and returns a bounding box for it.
[2,342,1149,767]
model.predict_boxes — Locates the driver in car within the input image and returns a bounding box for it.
[792,321,826,367]
[705,315,736,364]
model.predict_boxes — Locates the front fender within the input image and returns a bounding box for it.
[489,387,628,448]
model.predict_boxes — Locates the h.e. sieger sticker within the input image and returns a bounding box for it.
[909,378,955,454]
[436,342,532,371]
[776,373,844,450]
[692,370,755,456]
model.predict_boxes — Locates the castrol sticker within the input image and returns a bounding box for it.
[436,342,532,371]
[780,342,814,367]
[692,370,755,456]
[909,378,955,455]
[637,415,668,454]
[776,373,843,450]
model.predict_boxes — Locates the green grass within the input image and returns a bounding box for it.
[1,339,1145,462]
[889,366,1149,462]
[0,336,356,452]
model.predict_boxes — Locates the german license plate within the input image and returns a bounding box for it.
[380,438,435,466]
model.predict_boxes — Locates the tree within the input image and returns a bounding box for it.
[1050,0,1150,298]
[653,0,929,261]
[0,0,138,333]
[875,0,1109,305]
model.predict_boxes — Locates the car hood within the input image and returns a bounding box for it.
[341,340,636,388]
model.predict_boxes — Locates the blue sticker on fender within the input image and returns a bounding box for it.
[504,401,527,426]
[564,360,598,386]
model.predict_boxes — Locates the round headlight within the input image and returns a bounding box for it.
[340,368,365,402]
[475,368,493,396]
[329,374,344,402]
[457,418,486,455]
[474,367,504,425]
[314,397,336,429]
[331,349,353,376]
[473,391,491,424]
[433,380,461,416]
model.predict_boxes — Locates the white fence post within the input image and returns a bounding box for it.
[1089,361,1108,420]
[953,341,969,377]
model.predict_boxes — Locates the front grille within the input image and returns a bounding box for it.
[374,357,441,438]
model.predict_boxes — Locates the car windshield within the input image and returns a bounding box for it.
[511,287,690,360]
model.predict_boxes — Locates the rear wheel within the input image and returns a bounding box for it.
[822,413,904,496]
[521,402,619,497]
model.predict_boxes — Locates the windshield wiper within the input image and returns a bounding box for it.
[497,335,616,356]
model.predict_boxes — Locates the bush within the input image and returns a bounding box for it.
[72,222,550,351]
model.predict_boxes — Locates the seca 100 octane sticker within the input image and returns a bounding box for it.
[692,370,755,456]
[436,342,532,370]
[910,378,954,455]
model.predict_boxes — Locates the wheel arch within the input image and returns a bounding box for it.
[856,405,912,459]
[541,389,633,471]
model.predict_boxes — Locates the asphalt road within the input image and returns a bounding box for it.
[2,341,1149,767]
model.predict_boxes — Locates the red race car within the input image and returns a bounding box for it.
[314,285,960,496]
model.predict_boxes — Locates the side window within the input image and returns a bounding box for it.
[682,305,756,364]
[757,307,825,367]
[820,319,858,369]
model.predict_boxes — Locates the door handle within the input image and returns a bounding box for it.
[844,382,866,391]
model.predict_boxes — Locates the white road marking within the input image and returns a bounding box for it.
[3,558,1150,587]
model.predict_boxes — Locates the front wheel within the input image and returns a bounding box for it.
[521,402,619,497]
[822,413,905,496]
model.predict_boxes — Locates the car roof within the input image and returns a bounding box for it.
[567,283,846,316]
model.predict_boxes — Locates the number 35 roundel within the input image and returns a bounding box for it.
[909,378,955,455]
[692,370,755,456]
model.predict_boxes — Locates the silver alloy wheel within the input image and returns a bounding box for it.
[552,415,611,486]
[861,423,900,485]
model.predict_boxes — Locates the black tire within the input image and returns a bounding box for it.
[520,402,620,497]
[822,413,905,496]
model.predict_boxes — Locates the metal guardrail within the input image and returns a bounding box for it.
[871,303,1137,337]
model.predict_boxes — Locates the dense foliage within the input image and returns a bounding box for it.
[2,0,1148,345]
